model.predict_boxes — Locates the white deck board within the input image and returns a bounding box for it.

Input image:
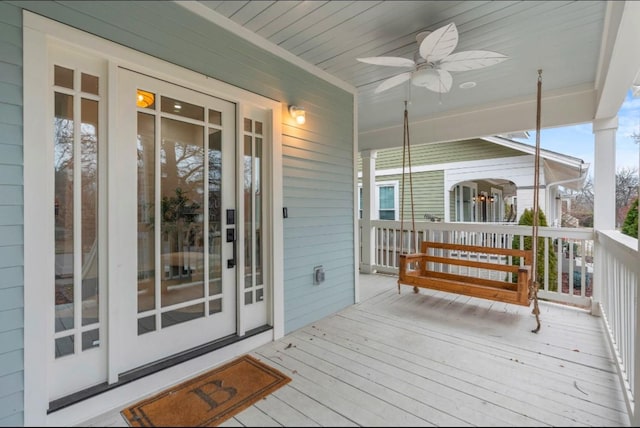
[77,273,630,427]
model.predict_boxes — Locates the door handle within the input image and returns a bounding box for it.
[226,228,236,268]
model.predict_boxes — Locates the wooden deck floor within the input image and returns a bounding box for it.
[82,273,630,427]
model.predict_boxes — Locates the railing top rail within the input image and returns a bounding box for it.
[367,219,594,240]
[597,230,639,266]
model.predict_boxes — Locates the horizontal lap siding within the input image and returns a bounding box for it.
[380,171,445,221]
[372,139,523,170]
[17,2,354,340]
[0,2,23,427]
[282,120,355,333]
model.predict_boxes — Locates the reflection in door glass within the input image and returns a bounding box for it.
[160,118,205,311]
[243,120,264,305]
[54,92,74,334]
[81,98,99,327]
[255,137,263,289]
[244,134,253,292]
[137,112,156,313]
[208,128,223,297]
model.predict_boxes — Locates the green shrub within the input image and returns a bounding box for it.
[622,198,638,238]
[511,208,558,291]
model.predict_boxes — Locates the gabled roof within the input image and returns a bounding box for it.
[482,136,590,190]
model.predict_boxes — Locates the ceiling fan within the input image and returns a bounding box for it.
[357,22,508,94]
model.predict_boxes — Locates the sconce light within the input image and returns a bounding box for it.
[473,195,492,202]
[289,105,306,125]
[489,195,495,203]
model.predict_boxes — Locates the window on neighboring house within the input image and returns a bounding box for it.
[358,181,399,220]
[378,185,395,220]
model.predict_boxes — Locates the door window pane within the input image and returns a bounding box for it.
[161,303,204,328]
[244,135,253,291]
[81,329,100,351]
[81,98,99,326]
[255,138,263,287]
[137,89,155,109]
[137,112,156,313]
[54,92,75,333]
[54,65,74,89]
[160,118,205,307]
[55,335,74,358]
[208,128,223,297]
[161,96,204,121]
[81,73,99,95]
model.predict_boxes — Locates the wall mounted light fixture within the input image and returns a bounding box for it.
[289,105,306,125]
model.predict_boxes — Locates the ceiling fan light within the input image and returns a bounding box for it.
[411,68,437,87]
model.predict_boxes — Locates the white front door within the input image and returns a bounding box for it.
[114,69,238,373]
[37,28,277,408]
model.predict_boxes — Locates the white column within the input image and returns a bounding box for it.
[593,117,617,230]
[591,116,618,316]
[360,150,377,275]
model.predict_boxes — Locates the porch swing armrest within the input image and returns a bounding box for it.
[398,252,428,277]
[399,252,428,262]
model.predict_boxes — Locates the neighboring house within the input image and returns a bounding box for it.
[0,2,356,425]
[358,135,589,227]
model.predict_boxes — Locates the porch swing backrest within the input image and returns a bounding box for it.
[398,241,533,306]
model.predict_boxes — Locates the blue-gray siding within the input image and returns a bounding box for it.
[1,1,354,422]
[0,2,23,426]
[282,123,355,332]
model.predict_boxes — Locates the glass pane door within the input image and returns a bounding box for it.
[116,69,237,373]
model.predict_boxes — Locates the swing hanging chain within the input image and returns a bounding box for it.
[400,101,408,255]
[406,105,417,252]
[531,69,542,333]
[399,100,417,255]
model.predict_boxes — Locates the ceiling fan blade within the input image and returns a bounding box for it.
[419,22,458,63]
[374,72,412,93]
[357,56,415,67]
[439,51,508,71]
[412,69,453,93]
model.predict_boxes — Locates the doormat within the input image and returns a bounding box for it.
[121,354,291,427]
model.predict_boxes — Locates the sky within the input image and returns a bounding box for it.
[515,89,640,175]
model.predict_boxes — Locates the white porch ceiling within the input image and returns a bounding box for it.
[193,1,640,150]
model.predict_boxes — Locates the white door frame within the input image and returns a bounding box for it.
[23,11,284,426]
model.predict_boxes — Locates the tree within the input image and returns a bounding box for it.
[622,198,638,238]
[566,168,638,228]
[615,167,639,227]
[511,208,558,291]
[567,175,593,227]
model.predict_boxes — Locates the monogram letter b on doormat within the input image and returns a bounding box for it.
[121,354,291,427]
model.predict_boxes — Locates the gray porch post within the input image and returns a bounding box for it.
[360,150,377,274]
[591,116,618,316]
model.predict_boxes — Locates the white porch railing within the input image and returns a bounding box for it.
[358,219,639,425]
[596,230,640,426]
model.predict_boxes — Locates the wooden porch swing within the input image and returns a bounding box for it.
[397,71,544,332]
